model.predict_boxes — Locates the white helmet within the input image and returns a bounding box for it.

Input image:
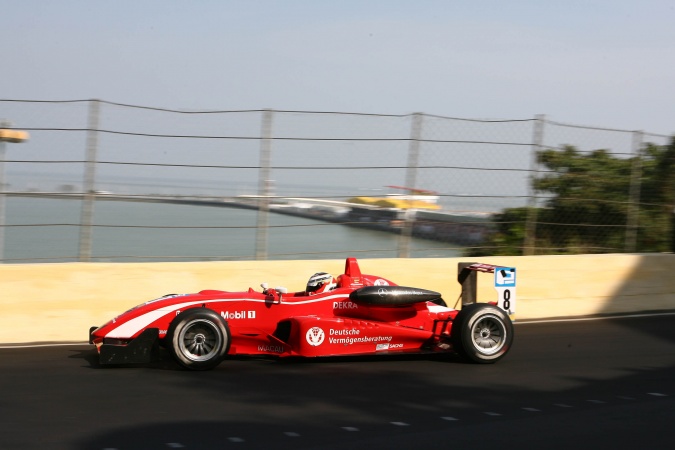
[306,272,336,294]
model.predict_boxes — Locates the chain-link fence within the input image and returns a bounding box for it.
[0,99,672,263]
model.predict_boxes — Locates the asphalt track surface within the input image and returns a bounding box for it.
[1,313,675,450]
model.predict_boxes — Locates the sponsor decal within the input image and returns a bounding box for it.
[329,334,393,345]
[258,344,284,353]
[220,310,256,320]
[373,279,389,286]
[333,301,358,309]
[306,327,325,346]
[159,329,168,336]
[330,328,360,336]
[377,288,427,297]
[376,342,403,351]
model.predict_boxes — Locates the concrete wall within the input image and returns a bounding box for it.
[1,254,674,344]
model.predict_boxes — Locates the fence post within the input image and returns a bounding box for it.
[255,109,273,260]
[398,112,423,258]
[78,99,100,262]
[625,130,644,253]
[523,114,545,255]
[0,139,6,262]
[0,122,30,262]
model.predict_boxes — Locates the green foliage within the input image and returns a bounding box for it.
[465,138,675,256]
[465,208,529,257]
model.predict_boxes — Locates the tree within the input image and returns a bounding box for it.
[465,138,675,256]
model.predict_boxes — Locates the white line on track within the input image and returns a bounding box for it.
[0,342,89,349]
[516,311,675,325]
[390,422,410,426]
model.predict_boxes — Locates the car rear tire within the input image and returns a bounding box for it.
[167,308,230,370]
[451,303,513,363]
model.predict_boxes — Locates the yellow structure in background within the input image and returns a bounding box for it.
[348,196,442,210]
[348,185,442,210]
[0,128,29,143]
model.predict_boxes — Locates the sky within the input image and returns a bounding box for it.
[2,0,675,136]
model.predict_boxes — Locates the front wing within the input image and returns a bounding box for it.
[90,327,160,365]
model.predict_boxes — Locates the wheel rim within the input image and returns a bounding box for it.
[178,318,223,362]
[470,314,507,355]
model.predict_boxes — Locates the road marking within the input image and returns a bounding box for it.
[0,342,89,349]
[517,311,675,325]
[104,388,671,447]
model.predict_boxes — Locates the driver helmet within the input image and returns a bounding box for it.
[306,272,336,294]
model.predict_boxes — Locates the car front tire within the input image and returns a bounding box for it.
[167,308,230,370]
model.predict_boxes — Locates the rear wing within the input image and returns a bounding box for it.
[458,263,516,316]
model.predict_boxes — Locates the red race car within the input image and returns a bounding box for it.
[89,258,515,370]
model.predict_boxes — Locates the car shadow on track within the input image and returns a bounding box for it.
[75,345,468,371]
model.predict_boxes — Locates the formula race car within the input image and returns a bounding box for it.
[89,258,516,370]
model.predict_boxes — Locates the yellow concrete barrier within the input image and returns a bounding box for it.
[1,254,673,344]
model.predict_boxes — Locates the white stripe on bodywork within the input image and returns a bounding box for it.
[427,304,455,313]
[105,294,350,339]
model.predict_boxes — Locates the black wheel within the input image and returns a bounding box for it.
[167,308,230,370]
[451,303,513,363]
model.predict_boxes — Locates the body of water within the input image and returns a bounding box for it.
[2,197,463,263]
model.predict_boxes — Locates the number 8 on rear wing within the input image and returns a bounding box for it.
[463,263,517,316]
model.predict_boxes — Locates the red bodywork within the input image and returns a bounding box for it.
[90,258,460,359]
